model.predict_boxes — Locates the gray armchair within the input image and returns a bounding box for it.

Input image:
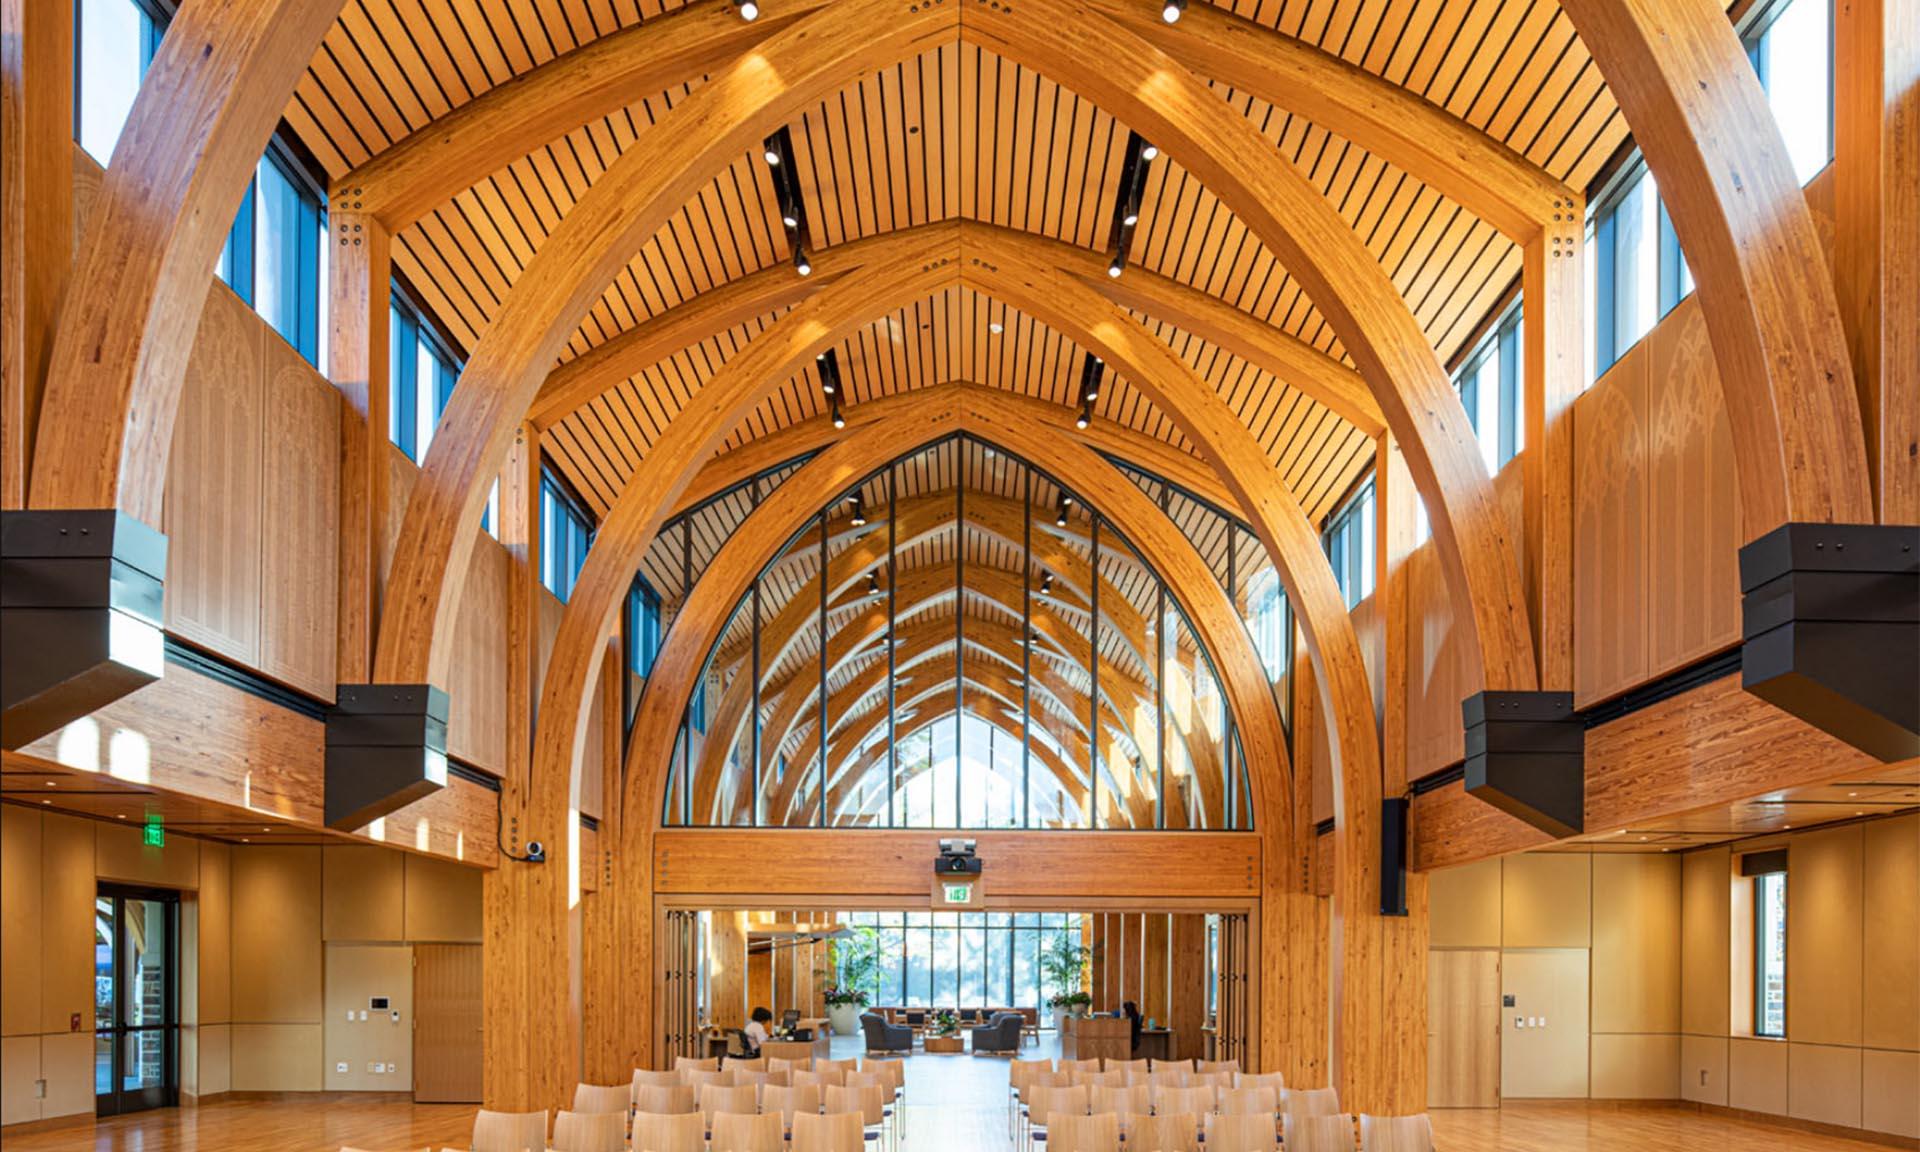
[861,1012,913,1054]
[970,1011,1023,1055]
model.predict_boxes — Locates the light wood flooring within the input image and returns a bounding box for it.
[3,1042,1905,1152]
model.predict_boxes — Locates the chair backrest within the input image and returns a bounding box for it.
[1153,1084,1215,1119]
[633,1068,681,1094]
[634,1082,697,1115]
[823,1083,885,1126]
[1358,1113,1434,1152]
[698,1082,761,1124]
[1148,1064,1194,1089]
[573,1082,630,1114]
[1045,1111,1120,1152]
[1125,1111,1199,1152]
[1011,1057,1052,1093]
[1197,1058,1240,1076]
[731,1068,772,1091]
[1282,1086,1342,1117]
[1029,1082,1089,1124]
[1282,1112,1358,1152]
[1108,1057,1148,1079]
[1204,1111,1280,1152]
[728,1055,768,1073]
[631,1109,705,1152]
[1218,1085,1279,1116]
[768,1056,811,1075]
[472,1108,547,1152]
[1235,1070,1286,1094]
[1081,1068,1124,1088]
[792,1068,840,1089]
[844,1070,886,1094]
[1060,1058,1102,1076]
[1088,1083,1150,1118]
[816,1057,857,1076]
[675,1055,720,1073]
[1195,1069,1237,1091]
[681,1067,733,1090]
[789,1110,865,1152]
[551,1109,625,1152]
[761,1082,823,1126]
[864,1058,904,1093]
[709,1109,786,1152]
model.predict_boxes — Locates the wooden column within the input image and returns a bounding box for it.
[1168,914,1207,1062]
[1269,648,1327,1086]
[709,911,748,1032]
[1835,0,1920,523]
[1143,913,1170,1025]
[1091,914,1109,1010]
[326,210,391,681]
[483,423,571,1111]
[1119,914,1143,1011]
[1522,217,1583,688]
[580,641,625,1083]
[0,0,70,508]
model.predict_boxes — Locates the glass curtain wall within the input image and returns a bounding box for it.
[661,435,1252,830]
[836,910,1084,1011]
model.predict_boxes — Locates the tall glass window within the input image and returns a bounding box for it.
[1452,300,1524,474]
[1755,870,1787,1038]
[389,286,464,462]
[628,578,663,677]
[540,470,594,602]
[75,0,164,163]
[836,910,1084,1012]
[1322,479,1376,610]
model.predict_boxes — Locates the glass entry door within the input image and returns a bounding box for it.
[94,886,179,1116]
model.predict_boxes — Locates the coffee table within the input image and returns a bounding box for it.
[923,1035,964,1054]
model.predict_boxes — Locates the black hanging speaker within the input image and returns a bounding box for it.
[1380,797,1410,917]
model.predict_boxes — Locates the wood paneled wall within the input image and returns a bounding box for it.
[1678,815,1919,1139]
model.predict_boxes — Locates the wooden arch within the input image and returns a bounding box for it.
[613,390,1297,1075]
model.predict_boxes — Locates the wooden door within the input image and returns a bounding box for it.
[1499,948,1590,1099]
[1427,949,1500,1107]
[413,943,482,1103]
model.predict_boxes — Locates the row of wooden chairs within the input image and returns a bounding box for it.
[1030,1111,1432,1152]
[471,1087,892,1152]
[629,1056,902,1102]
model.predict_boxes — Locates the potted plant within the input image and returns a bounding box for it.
[930,1010,960,1037]
[1040,935,1092,1023]
[824,926,881,1035]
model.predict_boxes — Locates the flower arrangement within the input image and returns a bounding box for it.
[822,986,870,1008]
[930,1010,960,1037]
[1046,990,1093,1011]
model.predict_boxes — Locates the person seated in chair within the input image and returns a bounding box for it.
[1122,1000,1143,1057]
[744,1006,773,1056]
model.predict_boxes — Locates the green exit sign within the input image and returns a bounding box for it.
[142,820,164,847]
[942,882,972,904]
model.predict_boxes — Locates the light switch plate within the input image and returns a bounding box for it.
[336,1061,349,1073]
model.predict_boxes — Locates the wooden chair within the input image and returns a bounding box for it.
[1146,1065,1193,1091]
[1359,1113,1434,1152]
[1026,1083,1089,1148]
[675,1055,719,1072]
[1204,1112,1280,1152]
[846,1071,896,1145]
[817,1057,858,1077]
[1150,1084,1214,1120]
[1058,1058,1102,1078]
[1234,1070,1285,1094]
[633,1083,697,1116]
[709,1110,786,1152]
[793,1067,843,1090]
[761,1082,822,1129]
[1087,1083,1149,1121]
[631,1109,705,1152]
[1282,1112,1358,1152]
[1080,1068,1124,1088]
[769,1056,813,1076]
[682,1067,734,1091]
[790,1110,865,1152]
[1044,1111,1119,1152]
[572,1082,630,1115]
[550,1109,624,1152]
[1123,1111,1199,1152]
[1281,1086,1342,1117]
[864,1055,905,1101]
[1107,1057,1148,1082]
[1193,1069,1235,1092]
[825,1082,889,1151]
[1217,1085,1278,1115]
[1196,1058,1240,1077]
[728,1055,769,1073]
[698,1082,761,1127]
[471,1109,546,1152]
[731,1068,772,1094]
[633,1068,681,1095]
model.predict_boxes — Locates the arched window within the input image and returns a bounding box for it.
[658,436,1259,830]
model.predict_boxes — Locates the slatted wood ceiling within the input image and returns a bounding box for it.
[282,0,1635,529]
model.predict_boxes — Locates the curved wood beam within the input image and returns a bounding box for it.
[373,2,960,689]
[1087,0,1569,240]
[29,0,344,518]
[335,0,833,229]
[1556,0,1872,529]
[613,391,1292,1068]
[529,222,1383,436]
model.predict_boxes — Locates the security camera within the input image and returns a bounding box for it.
[524,840,547,863]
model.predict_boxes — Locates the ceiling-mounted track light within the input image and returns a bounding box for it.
[867,571,881,595]
[1075,402,1091,430]
[816,349,843,400]
[734,0,760,19]
[1107,253,1125,278]
[831,395,846,429]
[1079,353,1104,404]
[1141,142,1159,161]
[849,495,867,527]
[1055,495,1073,527]
[1161,0,1186,23]
[1040,572,1054,595]
[1105,132,1151,279]
[795,250,812,276]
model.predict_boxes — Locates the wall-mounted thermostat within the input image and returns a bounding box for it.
[370,996,391,1010]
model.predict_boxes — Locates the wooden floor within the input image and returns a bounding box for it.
[3,1047,1903,1152]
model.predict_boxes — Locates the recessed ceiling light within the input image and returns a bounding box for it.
[989,322,1004,334]
[116,813,126,819]
[45,780,55,786]
[42,799,51,806]
[1848,791,1858,797]
[241,838,251,843]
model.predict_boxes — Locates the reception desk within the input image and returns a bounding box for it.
[760,1034,832,1063]
[1058,1015,1131,1064]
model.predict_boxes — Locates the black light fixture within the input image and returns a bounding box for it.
[817,348,843,400]
[735,0,760,20]
[1106,132,1153,279]
[867,571,881,595]
[764,126,811,277]
[1055,495,1072,527]
[1075,353,1103,429]
[1040,572,1054,595]
[1076,398,1093,429]
[831,395,846,429]
[849,495,867,527]
[795,250,812,277]
[1161,0,1186,23]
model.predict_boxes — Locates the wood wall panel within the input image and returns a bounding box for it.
[1142,912,1169,1023]
[1680,846,1731,1037]
[1645,299,1740,673]
[1862,1050,1920,1138]
[1428,858,1502,949]
[1590,854,1679,1034]
[1729,1036,1788,1115]
[709,910,748,1030]
[322,845,405,942]
[653,830,1259,899]
[1410,779,1551,872]
[200,842,232,1026]
[1404,543,1467,779]
[1590,1033,1679,1099]
[1788,825,1863,1048]
[259,341,341,699]
[1168,913,1206,1062]
[1500,853,1590,949]
[1427,947,1500,1107]
[448,540,510,775]
[1789,1043,1863,1129]
[1572,340,1650,707]
[1862,814,1919,1052]
[404,853,485,943]
[164,285,265,667]
[1,804,44,1037]
[231,845,324,1025]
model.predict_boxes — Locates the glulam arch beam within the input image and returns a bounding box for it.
[28,0,344,518]
[1552,0,1872,529]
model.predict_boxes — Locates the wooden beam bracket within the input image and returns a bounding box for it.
[0,509,166,748]
[1739,522,1919,762]
[1461,690,1582,838]
[323,682,450,828]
